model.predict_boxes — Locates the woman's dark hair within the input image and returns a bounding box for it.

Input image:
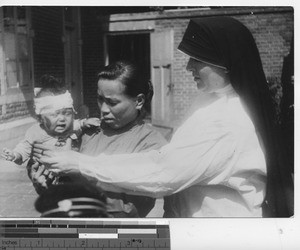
[97,61,153,113]
[35,74,67,98]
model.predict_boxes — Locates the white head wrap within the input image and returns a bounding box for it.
[34,90,74,115]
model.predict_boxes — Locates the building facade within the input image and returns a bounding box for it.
[81,6,293,128]
[0,6,294,148]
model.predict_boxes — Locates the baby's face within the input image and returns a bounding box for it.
[40,108,74,136]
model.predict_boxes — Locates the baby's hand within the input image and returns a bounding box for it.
[1,148,16,161]
[82,118,101,128]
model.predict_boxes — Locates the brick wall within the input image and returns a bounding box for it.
[154,8,293,123]
[82,7,293,124]
[0,101,33,123]
[237,13,293,77]
[236,13,293,118]
[80,7,293,124]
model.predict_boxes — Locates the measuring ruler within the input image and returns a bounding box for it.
[0,220,170,249]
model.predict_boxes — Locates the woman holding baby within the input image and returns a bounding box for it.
[29,61,167,218]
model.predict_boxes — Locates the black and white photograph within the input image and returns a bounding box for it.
[0,4,297,249]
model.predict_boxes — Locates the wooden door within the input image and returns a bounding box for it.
[150,30,174,127]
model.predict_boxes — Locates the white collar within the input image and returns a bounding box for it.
[213,84,237,98]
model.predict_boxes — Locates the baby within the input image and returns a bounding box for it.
[1,75,100,165]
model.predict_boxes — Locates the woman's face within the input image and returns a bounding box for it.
[97,79,139,129]
[186,58,227,92]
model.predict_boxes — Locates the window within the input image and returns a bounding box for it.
[0,6,32,94]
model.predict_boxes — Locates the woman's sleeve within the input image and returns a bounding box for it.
[77,117,238,198]
[136,126,168,152]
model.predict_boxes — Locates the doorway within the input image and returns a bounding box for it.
[106,33,151,116]
[63,7,83,113]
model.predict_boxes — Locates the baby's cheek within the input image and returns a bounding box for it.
[40,116,56,133]
[41,117,52,129]
[65,118,74,130]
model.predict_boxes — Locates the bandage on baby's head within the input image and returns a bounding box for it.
[34,91,74,115]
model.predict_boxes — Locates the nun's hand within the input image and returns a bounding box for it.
[33,142,79,173]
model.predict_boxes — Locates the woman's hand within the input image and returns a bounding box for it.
[31,162,54,188]
[33,142,80,173]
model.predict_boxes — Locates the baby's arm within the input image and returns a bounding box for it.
[1,124,39,165]
[73,118,100,132]
[1,148,23,164]
[81,118,101,129]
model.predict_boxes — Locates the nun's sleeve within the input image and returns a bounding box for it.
[77,109,238,198]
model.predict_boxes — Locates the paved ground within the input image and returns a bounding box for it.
[0,159,39,217]
[0,159,164,218]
